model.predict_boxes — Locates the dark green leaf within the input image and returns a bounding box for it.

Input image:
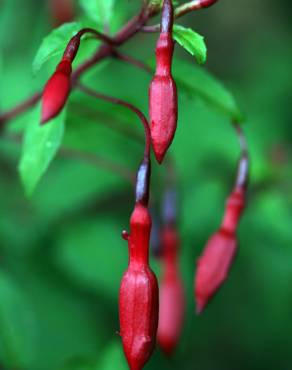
[5,258,108,370]
[18,104,65,195]
[174,59,244,121]
[173,24,207,64]
[55,218,128,299]
[0,270,36,369]
[60,341,127,370]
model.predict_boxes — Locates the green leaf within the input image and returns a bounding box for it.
[0,270,36,369]
[32,22,81,74]
[5,258,108,370]
[55,217,128,299]
[99,341,128,370]
[173,24,207,65]
[79,0,115,30]
[60,341,127,370]
[18,104,65,195]
[174,59,244,122]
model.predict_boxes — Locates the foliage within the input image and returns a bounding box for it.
[0,1,292,370]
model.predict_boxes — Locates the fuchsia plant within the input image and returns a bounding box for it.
[195,123,249,314]
[157,189,185,355]
[149,0,178,164]
[41,29,116,124]
[0,1,250,369]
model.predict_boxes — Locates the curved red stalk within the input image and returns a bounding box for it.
[174,0,219,18]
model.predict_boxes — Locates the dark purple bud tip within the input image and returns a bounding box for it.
[161,0,174,33]
[122,230,129,241]
[135,158,151,206]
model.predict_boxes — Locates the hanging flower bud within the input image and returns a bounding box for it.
[195,124,249,314]
[149,0,177,164]
[41,28,115,125]
[157,224,184,355]
[41,34,81,124]
[119,159,159,370]
[195,187,245,314]
[41,60,72,124]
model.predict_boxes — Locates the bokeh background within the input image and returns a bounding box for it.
[0,1,292,369]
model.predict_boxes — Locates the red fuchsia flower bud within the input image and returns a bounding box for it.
[119,157,158,370]
[41,33,81,125]
[157,224,184,355]
[195,186,246,314]
[119,203,159,370]
[41,28,114,125]
[149,0,178,164]
[41,59,72,124]
[195,123,249,314]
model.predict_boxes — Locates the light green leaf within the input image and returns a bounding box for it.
[32,22,81,74]
[174,59,244,122]
[99,341,128,370]
[18,104,65,195]
[0,270,37,369]
[79,0,115,30]
[173,24,207,64]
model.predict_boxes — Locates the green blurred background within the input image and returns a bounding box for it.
[0,0,292,369]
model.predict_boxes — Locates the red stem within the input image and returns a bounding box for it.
[142,0,218,33]
[73,7,149,80]
[0,93,41,127]
[113,51,153,75]
[71,103,144,144]
[76,83,151,161]
[60,147,135,183]
[174,0,218,18]
[76,28,117,45]
[0,5,150,125]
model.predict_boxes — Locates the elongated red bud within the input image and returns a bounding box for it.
[149,0,177,164]
[195,187,245,314]
[41,60,72,124]
[195,230,237,314]
[119,204,159,370]
[41,33,81,125]
[157,225,184,355]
